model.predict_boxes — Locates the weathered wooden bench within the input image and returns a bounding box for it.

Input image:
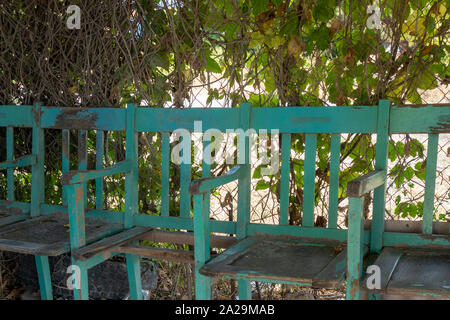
[189,101,386,299]
[1,101,448,300]
[346,104,450,300]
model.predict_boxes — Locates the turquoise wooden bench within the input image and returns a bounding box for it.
[1,101,448,300]
[0,104,148,300]
[346,104,450,300]
[190,101,450,300]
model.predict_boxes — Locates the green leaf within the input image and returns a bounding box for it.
[255,179,269,190]
[252,0,269,15]
[206,56,222,74]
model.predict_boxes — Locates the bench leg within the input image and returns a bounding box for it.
[126,253,143,300]
[238,280,252,300]
[193,194,213,300]
[35,255,53,300]
[71,259,89,300]
[195,272,212,300]
[346,196,365,300]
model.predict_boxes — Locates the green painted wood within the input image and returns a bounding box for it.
[0,105,34,127]
[190,165,244,195]
[383,232,450,247]
[236,102,252,300]
[160,132,170,217]
[136,107,241,132]
[61,160,132,185]
[251,106,378,133]
[328,134,340,229]
[2,104,449,134]
[124,103,143,300]
[202,135,212,236]
[72,226,152,261]
[6,127,14,200]
[30,103,44,218]
[346,196,365,300]
[0,155,37,170]
[280,133,291,225]
[390,104,450,134]
[422,133,439,235]
[95,130,104,210]
[35,255,53,300]
[78,130,88,208]
[62,129,70,206]
[67,183,88,300]
[40,107,126,131]
[347,170,386,198]
[248,223,352,242]
[303,134,317,227]
[370,100,390,253]
[193,193,212,299]
[180,134,191,218]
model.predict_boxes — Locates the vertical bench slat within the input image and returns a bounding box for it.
[422,133,439,235]
[62,129,70,206]
[30,104,44,217]
[202,135,211,224]
[236,102,252,299]
[124,103,143,300]
[280,133,291,225]
[370,100,391,252]
[328,134,341,229]
[180,134,191,218]
[160,132,170,217]
[78,130,88,207]
[6,127,14,200]
[303,133,317,227]
[95,130,104,210]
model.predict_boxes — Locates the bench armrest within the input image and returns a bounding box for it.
[0,155,37,170]
[347,169,386,198]
[189,165,245,195]
[61,160,132,185]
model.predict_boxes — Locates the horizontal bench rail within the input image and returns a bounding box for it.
[61,160,132,185]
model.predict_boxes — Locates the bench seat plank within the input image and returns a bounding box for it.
[0,213,122,256]
[386,249,450,298]
[200,236,346,287]
[72,226,154,261]
[362,247,402,291]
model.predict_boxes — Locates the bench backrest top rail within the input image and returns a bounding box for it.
[1,104,448,134]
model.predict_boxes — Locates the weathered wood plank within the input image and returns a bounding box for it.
[0,155,37,170]
[422,133,439,235]
[61,160,132,185]
[117,245,196,264]
[303,134,317,227]
[180,134,191,218]
[370,99,390,253]
[40,107,126,131]
[328,134,340,229]
[280,133,291,225]
[30,103,44,217]
[362,247,402,291]
[95,130,104,209]
[160,132,170,216]
[189,165,244,195]
[386,250,450,297]
[62,129,70,206]
[0,105,34,127]
[347,170,386,198]
[312,248,347,288]
[6,127,14,200]
[72,226,153,261]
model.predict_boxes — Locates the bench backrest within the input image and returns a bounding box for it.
[1,102,448,247]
